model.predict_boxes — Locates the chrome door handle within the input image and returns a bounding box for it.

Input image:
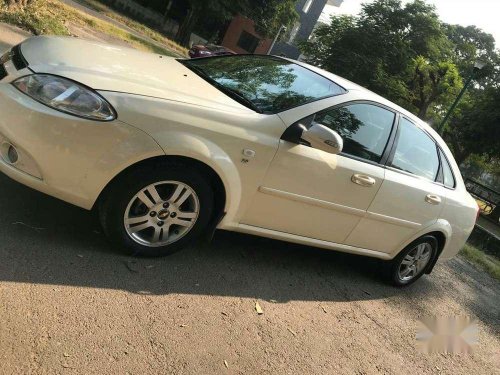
[425,194,441,205]
[351,174,376,187]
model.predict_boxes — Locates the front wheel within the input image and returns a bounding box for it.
[99,163,214,257]
[387,235,437,286]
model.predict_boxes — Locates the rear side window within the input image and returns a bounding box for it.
[313,103,395,163]
[391,118,440,181]
[439,150,456,188]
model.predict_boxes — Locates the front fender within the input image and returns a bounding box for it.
[100,91,285,228]
[150,131,242,224]
[80,121,165,209]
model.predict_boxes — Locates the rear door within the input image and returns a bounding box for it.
[345,117,448,253]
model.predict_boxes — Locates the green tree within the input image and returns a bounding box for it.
[300,0,461,121]
[174,0,298,47]
[406,56,462,120]
[444,24,499,86]
[440,24,500,164]
[444,87,500,165]
[248,0,298,38]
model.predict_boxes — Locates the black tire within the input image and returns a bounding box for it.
[386,235,438,287]
[99,162,214,257]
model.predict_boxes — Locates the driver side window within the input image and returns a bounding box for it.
[313,103,395,163]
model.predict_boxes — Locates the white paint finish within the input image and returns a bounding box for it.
[242,140,385,244]
[0,36,478,264]
[0,84,164,209]
[437,189,478,260]
[345,168,448,253]
[101,91,286,226]
[234,224,392,260]
[258,186,366,217]
[20,36,249,113]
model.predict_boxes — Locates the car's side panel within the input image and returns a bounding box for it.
[100,91,286,227]
[241,141,385,244]
[436,189,477,260]
[385,218,452,259]
[344,168,448,253]
[234,223,392,260]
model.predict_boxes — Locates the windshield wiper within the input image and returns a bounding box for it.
[215,85,263,114]
[182,62,263,114]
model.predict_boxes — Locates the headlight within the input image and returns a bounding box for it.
[13,74,116,121]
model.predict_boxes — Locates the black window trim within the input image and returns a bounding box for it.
[436,147,457,190]
[385,115,451,187]
[281,100,399,167]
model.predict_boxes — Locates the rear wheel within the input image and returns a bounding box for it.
[387,235,437,286]
[99,163,213,257]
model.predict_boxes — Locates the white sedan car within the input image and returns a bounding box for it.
[0,37,478,285]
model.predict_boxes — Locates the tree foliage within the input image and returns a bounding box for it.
[247,0,298,38]
[445,88,500,165]
[174,0,298,47]
[300,0,460,121]
[300,0,499,165]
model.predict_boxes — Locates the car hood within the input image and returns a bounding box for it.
[20,36,248,112]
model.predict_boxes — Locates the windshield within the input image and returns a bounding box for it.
[181,55,346,114]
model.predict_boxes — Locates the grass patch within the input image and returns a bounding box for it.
[64,0,187,56]
[0,0,69,35]
[460,244,500,280]
[0,0,185,56]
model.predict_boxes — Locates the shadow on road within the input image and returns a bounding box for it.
[0,174,444,303]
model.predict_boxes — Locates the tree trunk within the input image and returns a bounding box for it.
[175,5,200,47]
[417,102,430,120]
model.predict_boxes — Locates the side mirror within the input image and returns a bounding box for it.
[301,124,343,155]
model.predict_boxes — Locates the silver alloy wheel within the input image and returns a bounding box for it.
[397,243,432,282]
[124,181,200,247]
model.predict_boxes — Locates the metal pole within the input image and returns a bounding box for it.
[438,70,476,135]
[267,25,286,55]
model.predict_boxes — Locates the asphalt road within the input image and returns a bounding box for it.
[0,22,499,375]
[0,23,31,53]
[0,169,499,374]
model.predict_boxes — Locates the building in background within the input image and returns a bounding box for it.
[96,0,344,58]
[221,15,272,54]
[269,0,344,59]
[220,0,344,57]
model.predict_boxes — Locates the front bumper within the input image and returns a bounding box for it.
[0,83,164,209]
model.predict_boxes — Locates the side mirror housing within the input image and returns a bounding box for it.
[301,124,343,155]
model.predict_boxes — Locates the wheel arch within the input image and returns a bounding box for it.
[93,155,228,226]
[423,230,447,274]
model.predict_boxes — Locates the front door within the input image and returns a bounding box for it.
[241,102,397,244]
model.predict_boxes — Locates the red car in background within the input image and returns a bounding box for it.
[188,44,236,58]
